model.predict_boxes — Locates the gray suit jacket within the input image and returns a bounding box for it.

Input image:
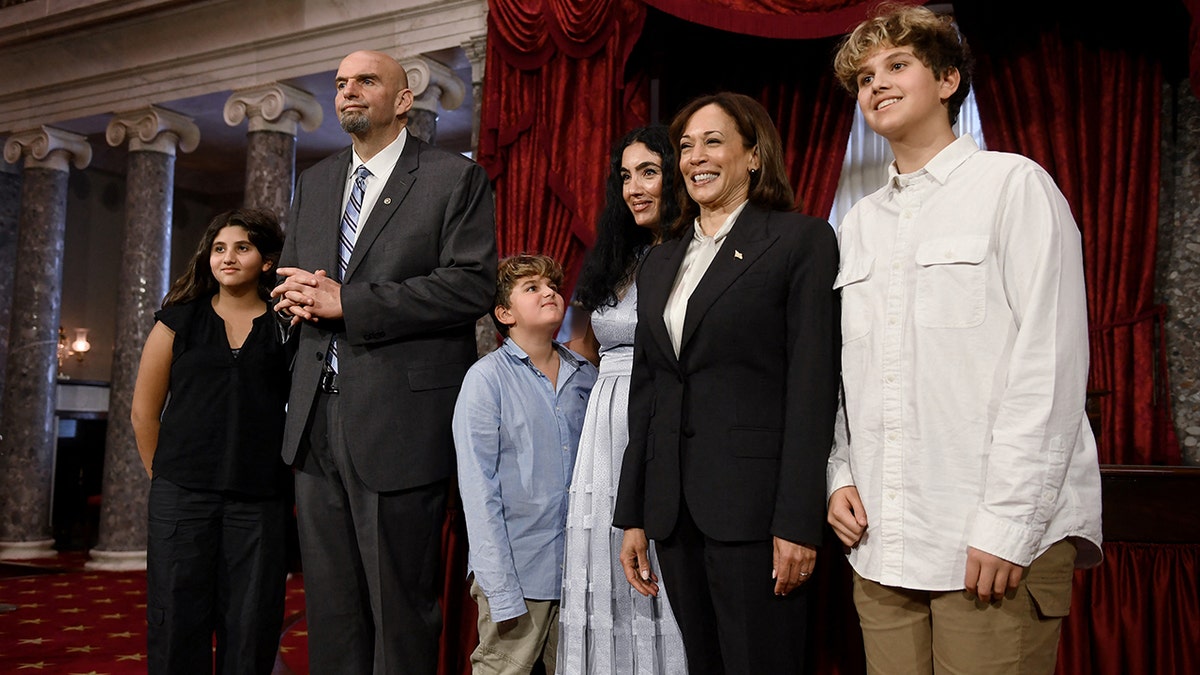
[279,135,497,492]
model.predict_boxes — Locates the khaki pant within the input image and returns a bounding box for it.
[853,539,1077,675]
[470,577,559,675]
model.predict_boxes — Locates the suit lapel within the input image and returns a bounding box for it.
[679,205,777,353]
[312,149,353,275]
[344,136,420,281]
[641,236,687,363]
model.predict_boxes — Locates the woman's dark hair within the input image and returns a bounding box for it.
[573,126,678,312]
[667,92,795,239]
[163,208,285,308]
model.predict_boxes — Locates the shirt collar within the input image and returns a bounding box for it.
[501,336,584,370]
[691,199,749,244]
[349,127,408,179]
[887,134,979,191]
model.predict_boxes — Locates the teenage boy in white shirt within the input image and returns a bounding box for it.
[827,5,1103,673]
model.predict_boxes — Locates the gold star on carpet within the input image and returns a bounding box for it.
[62,625,90,632]
[16,578,36,583]
[93,598,114,604]
[19,618,46,625]
[16,662,49,670]
[59,608,84,614]
[18,638,49,645]
[116,654,145,662]
[51,581,70,587]
[67,671,107,675]
[54,594,76,599]
[18,589,39,595]
[107,631,135,638]
[100,613,126,620]
[66,646,97,653]
[116,579,134,584]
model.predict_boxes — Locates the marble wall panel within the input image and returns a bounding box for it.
[1160,80,1200,466]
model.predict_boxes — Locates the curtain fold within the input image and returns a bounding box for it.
[759,71,855,219]
[1058,542,1200,675]
[958,11,1180,465]
[478,0,648,293]
[642,0,918,39]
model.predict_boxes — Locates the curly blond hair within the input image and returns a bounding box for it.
[833,2,974,125]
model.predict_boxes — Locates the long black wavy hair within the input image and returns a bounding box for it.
[573,125,678,312]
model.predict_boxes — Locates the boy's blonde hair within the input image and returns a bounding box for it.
[492,253,565,335]
[833,2,974,125]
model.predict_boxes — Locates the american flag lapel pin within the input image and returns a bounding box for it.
[734,250,743,259]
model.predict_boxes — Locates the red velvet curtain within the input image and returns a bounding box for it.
[958,13,1180,466]
[1058,543,1200,675]
[643,0,912,39]
[477,0,649,292]
[760,74,855,219]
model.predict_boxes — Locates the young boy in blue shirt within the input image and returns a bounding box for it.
[453,254,597,674]
[827,5,1102,674]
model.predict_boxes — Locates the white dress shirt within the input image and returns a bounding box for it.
[343,127,408,244]
[664,201,749,356]
[827,135,1103,591]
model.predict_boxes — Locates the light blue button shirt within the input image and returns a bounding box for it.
[452,337,597,621]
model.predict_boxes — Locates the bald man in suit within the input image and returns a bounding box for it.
[273,50,497,674]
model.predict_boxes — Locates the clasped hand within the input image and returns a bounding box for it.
[272,268,344,324]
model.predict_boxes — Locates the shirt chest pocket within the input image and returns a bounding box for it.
[914,236,989,328]
[833,256,874,343]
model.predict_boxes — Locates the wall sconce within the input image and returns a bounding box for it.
[70,328,91,361]
[57,327,91,378]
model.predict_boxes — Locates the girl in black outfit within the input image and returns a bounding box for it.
[131,208,292,675]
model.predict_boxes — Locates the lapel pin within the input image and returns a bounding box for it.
[383,197,392,205]
[734,250,743,259]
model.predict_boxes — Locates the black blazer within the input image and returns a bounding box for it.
[613,204,840,545]
[279,135,497,492]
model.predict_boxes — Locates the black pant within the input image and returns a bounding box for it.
[146,477,287,675]
[655,499,809,675]
[294,391,447,675]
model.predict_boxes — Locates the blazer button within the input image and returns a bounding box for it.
[683,427,695,438]
[315,351,324,360]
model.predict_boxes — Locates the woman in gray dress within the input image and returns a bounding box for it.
[558,126,687,674]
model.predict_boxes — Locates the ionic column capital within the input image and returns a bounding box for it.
[403,55,466,114]
[106,106,200,156]
[3,126,92,172]
[461,34,488,85]
[223,82,323,135]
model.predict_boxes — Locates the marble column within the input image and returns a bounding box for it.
[0,127,91,560]
[0,160,20,419]
[87,107,199,570]
[223,82,322,227]
[402,55,467,146]
[1159,80,1200,466]
[462,34,488,155]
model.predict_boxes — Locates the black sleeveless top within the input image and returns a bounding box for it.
[152,297,292,497]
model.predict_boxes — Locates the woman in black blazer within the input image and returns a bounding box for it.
[613,92,840,674]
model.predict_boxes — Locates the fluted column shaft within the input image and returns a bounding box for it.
[0,127,91,559]
[89,108,197,570]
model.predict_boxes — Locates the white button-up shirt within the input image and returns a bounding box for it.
[664,201,748,356]
[828,135,1103,591]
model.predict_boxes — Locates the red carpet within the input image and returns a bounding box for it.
[0,553,310,674]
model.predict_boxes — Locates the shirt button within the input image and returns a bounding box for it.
[887,491,897,501]
[885,375,896,384]
[887,432,898,442]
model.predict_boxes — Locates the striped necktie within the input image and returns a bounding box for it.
[329,164,371,374]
